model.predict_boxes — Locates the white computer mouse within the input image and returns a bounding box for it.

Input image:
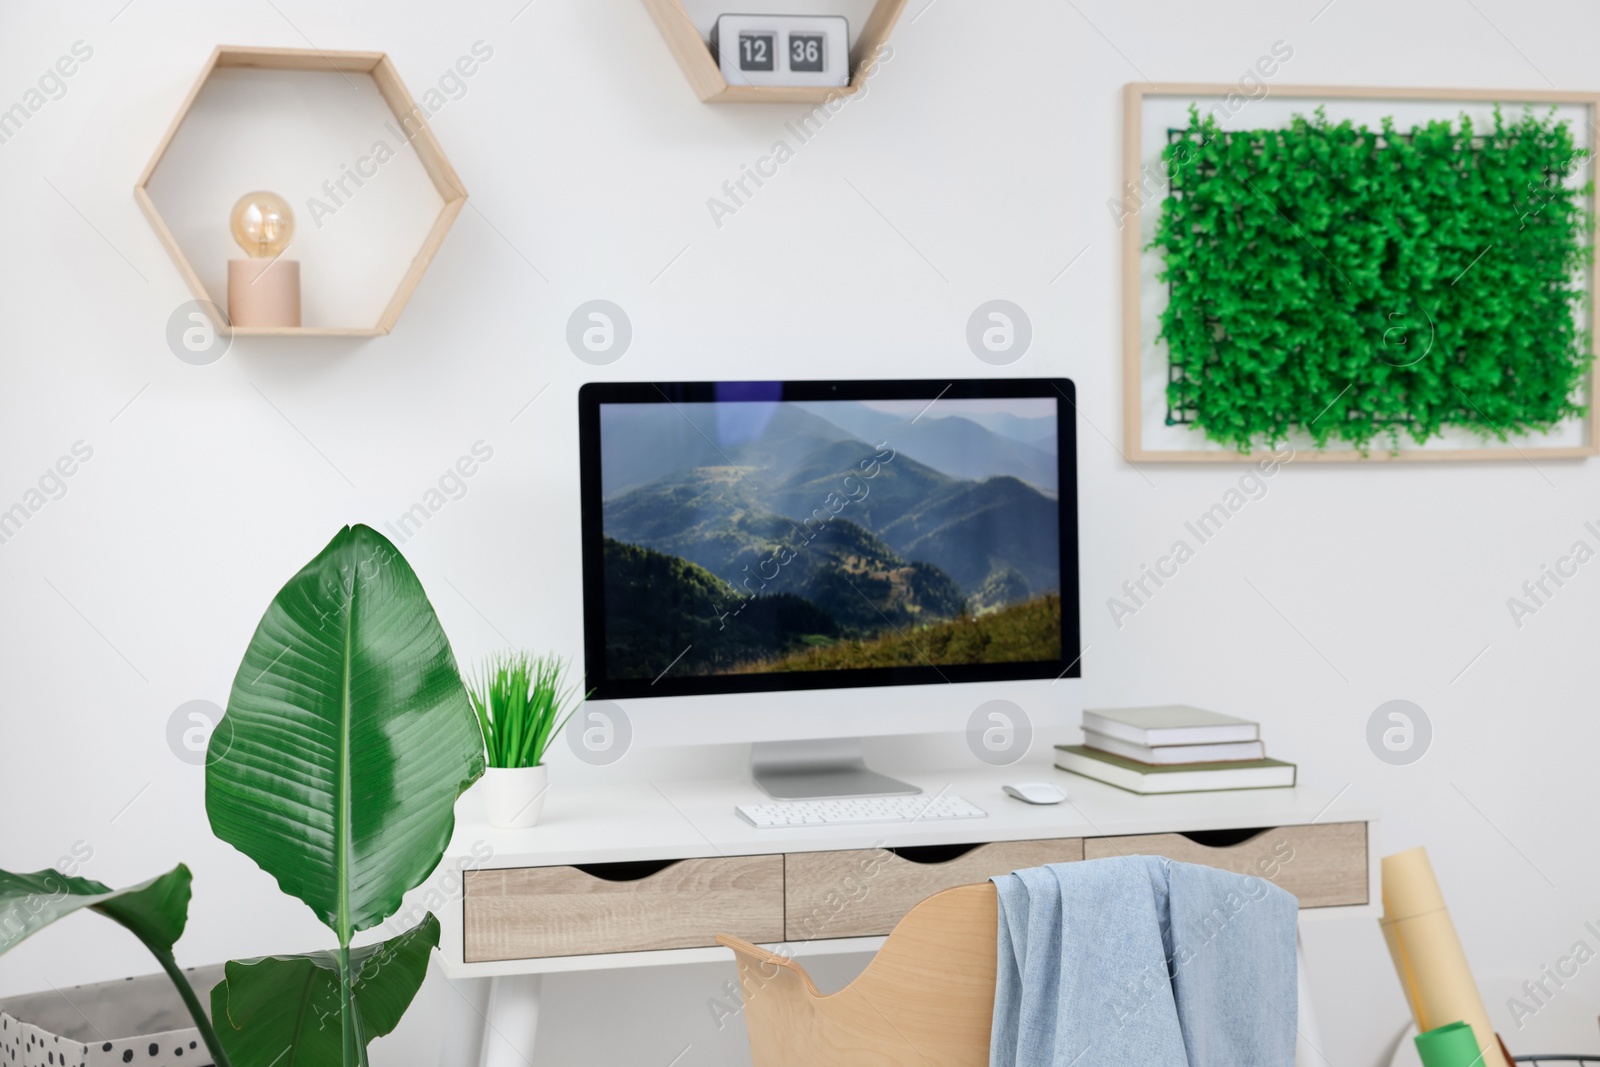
[1002,781,1067,805]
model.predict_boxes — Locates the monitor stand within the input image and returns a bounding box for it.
[749,739,920,800]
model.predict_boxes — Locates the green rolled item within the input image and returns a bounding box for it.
[1414,1021,1488,1067]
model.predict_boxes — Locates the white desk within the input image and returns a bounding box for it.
[433,762,1376,1065]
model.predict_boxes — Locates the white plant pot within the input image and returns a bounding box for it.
[481,765,549,828]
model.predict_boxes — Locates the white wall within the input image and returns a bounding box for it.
[3,1,1600,1065]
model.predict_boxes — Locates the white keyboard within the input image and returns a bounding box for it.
[736,794,988,828]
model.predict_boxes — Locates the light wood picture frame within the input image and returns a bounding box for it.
[1121,82,1600,463]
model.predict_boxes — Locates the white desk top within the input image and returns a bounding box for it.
[433,762,1376,979]
[442,761,1373,869]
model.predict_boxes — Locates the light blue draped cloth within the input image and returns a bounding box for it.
[990,856,1298,1067]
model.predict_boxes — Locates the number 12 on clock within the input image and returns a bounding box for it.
[738,32,774,72]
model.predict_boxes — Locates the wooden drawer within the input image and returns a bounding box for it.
[1082,822,1368,908]
[463,855,784,962]
[785,838,1084,940]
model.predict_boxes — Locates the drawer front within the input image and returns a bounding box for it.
[1082,822,1367,908]
[785,838,1084,940]
[464,855,784,962]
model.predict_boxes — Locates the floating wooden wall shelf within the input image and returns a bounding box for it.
[134,45,467,338]
[641,0,906,103]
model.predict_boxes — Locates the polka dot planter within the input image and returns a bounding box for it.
[0,966,221,1067]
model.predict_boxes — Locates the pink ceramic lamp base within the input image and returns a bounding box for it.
[227,258,301,328]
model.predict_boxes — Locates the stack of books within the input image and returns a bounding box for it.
[1054,705,1296,794]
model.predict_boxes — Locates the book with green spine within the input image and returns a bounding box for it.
[1054,744,1296,794]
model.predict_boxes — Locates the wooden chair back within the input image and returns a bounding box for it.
[716,882,997,1067]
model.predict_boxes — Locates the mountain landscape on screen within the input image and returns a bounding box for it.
[600,398,1062,680]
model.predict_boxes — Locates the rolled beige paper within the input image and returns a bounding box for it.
[1380,846,1508,1067]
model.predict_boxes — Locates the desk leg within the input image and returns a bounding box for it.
[1296,925,1326,1066]
[440,975,490,1067]
[478,974,543,1067]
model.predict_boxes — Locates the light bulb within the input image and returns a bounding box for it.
[229,191,294,259]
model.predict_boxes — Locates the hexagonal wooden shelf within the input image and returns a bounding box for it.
[134,45,466,337]
[642,0,907,103]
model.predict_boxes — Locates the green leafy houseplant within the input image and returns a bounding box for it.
[468,653,584,829]
[1151,105,1594,453]
[0,865,232,1064]
[469,652,583,769]
[0,525,485,1067]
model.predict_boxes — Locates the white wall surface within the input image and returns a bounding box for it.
[3,1,1599,1065]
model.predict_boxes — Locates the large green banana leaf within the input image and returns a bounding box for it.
[209,914,439,1067]
[0,864,190,955]
[0,865,231,1066]
[206,524,484,941]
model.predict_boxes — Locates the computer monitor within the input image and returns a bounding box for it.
[577,378,1081,797]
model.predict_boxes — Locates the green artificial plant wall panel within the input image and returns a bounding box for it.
[1151,105,1594,453]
